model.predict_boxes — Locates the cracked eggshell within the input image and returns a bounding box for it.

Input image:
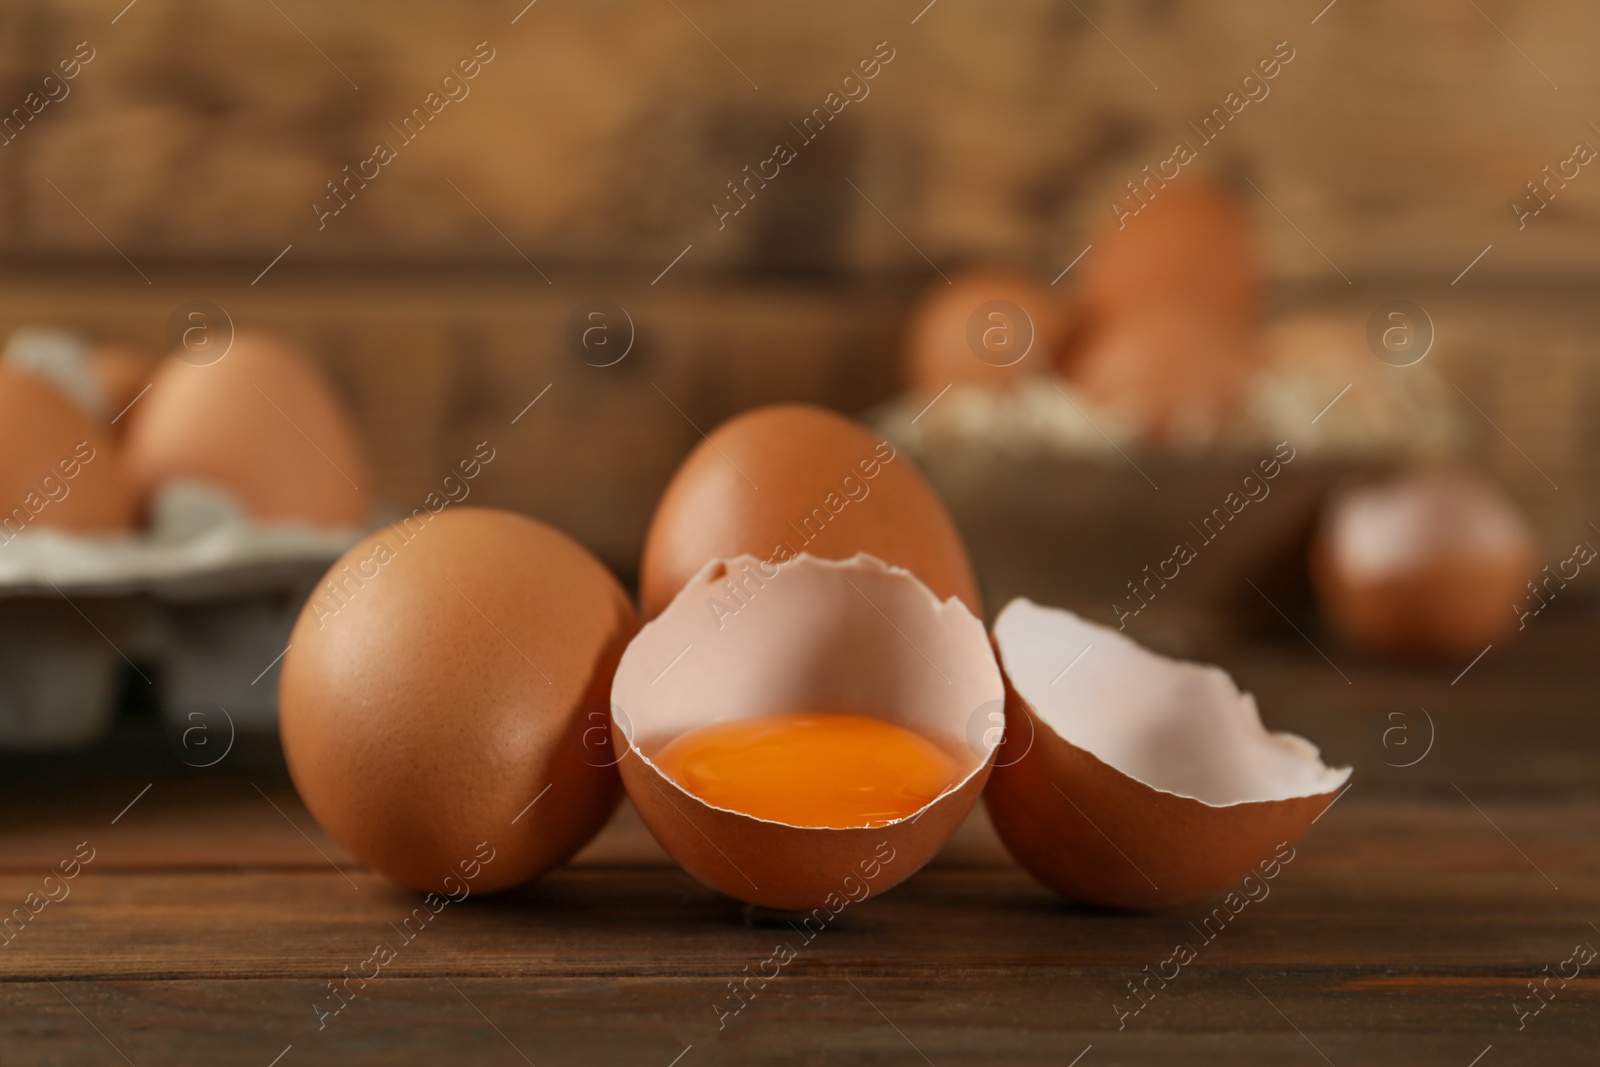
[279,508,638,894]
[985,599,1349,909]
[123,331,368,528]
[638,403,980,619]
[614,553,1003,910]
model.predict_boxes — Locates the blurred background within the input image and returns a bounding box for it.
[1,0,1597,747]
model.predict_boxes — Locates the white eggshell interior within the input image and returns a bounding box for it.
[993,599,1350,806]
[613,553,1004,809]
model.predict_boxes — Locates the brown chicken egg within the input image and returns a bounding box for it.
[638,403,980,618]
[0,367,134,536]
[279,507,638,894]
[984,599,1349,909]
[1082,176,1261,329]
[903,269,1072,395]
[1069,302,1262,445]
[613,553,1003,910]
[123,330,368,527]
[1065,177,1268,445]
[1311,470,1538,659]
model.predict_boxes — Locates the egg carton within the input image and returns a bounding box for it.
[0,488,356,750]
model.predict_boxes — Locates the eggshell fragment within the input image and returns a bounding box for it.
[1311,470,1537,659]
[985,599,1349,909]
[0,367,134,535]
[279,507,638,894]
[123,330,368,527]
[903,269,1072,395]
[639,403,980,618]
[614,553,1003,910]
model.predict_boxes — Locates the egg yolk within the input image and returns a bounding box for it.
[652,711,963,829]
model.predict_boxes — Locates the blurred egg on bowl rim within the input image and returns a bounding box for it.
[903,268,1073,396]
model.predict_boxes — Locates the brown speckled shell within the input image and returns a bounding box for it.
[984,672,1338,910]
[903,269,1073,395]
[123,331,369,527]
[279,508,637,894]
[0,367,134,534]
[616,554,1002,911]
[639,404,980,619]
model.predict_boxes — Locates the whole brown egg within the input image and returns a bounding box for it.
[1069,302,1261,445]
[1082,176,1261,330]
[1311,471,1538,660]
[903,269,1073,395]
[0,367,134,536]
[638,404,980,619]
[122,330,368,527]
[279,508,638,893]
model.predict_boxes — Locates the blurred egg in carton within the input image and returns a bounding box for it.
[0,324,369,750]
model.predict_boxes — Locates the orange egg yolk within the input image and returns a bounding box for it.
[652,711,963,829]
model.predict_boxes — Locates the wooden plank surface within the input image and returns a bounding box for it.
[3,614,1597,1064]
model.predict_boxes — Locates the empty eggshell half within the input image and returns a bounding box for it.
[613,553,1003,911]
[985,599,1350,909]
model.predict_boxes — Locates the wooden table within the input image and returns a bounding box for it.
[2,612,1597,1066]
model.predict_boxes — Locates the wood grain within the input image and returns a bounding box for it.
[5,1,1600,284]
[3,612,1599,1063]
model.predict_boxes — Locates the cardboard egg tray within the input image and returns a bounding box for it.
[0,520,355,750]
